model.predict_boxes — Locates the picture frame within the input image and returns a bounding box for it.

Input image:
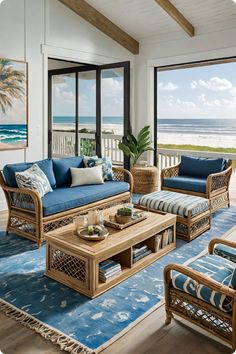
[0,58,28,150]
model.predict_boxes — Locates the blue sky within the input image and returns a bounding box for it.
[157,61,236,119]
[52,70,124,118]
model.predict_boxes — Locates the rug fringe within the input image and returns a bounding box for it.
[0,299,94,354]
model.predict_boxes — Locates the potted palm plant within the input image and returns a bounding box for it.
[118,126,157,194]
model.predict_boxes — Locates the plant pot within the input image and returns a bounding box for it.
[115,214,132,224]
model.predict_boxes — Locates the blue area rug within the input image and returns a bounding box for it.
[1,206,236,353]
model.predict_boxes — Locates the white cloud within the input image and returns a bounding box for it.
[191,77,233,91]
[101,78,123,97]
[176,98,196,108]
[198,93,236,109]
[158,82,178,91]
[55,86,75,104]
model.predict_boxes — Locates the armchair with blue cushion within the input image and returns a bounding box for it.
[164,238,236,350]
[161,155,232,211]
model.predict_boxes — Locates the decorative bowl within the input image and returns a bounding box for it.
[115,214,132,224]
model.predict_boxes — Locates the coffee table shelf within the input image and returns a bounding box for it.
[45,205,176,298]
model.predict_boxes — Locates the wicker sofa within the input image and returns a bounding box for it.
[161,156,232,212]
[0,156,133,247]
[164,238,236,350]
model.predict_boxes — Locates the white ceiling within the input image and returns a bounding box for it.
[86,0,236,40]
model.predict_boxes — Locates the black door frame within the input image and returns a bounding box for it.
[48,60,131,169]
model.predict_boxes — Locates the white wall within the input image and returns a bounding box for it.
[0,0,134,210]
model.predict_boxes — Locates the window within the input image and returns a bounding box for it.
[154,58,236,164]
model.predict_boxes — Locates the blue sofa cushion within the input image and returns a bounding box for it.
[172,254,236,313]
[179,156,227,178]
[3,159,56,189]
[53,156,84,187]
[214,244,236,264]
[42,180,129,216]
[163,176,206,193]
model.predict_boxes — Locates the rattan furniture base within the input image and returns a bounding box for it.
[164,238,236,350]
[139,203,211,242]
[45,205,176,298]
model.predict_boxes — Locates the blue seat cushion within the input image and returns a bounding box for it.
[179,156,227,178]
[3,159,56,189]
[42,181,129,216]
[172,254,236,313]
[214,244,236,264]
[53,156,84,187]
[163,176,206,193]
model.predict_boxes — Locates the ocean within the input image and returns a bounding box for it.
[53,116,236,149]
[0,124,27,145]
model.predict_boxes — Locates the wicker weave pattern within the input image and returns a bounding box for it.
[9,216,36,236]
[176,216,210,237]
[49,246,88,287]
[11,192,35,211]
[210,192,229,211]
[169,288,232,340]
[161,164,180,180]
[210,168,232,192]
[44,217,74,233]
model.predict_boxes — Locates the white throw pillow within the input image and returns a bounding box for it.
[70,165,104,187]
[15,163,53,197]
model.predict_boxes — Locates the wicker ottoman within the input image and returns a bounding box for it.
[139,191,211,241]
[131,166,158,194]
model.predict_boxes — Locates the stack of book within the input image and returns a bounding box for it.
[132,244,151,263]
[99,259,122,283]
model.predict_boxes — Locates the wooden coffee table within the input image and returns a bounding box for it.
[45,205,176,298]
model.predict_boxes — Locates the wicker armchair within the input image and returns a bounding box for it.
[164,238,236,350]
[0,167,133,247]
[161,159,232,212]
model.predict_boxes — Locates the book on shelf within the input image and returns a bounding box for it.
[154,234,162,252]
[162,228,174,248]
[99,269,122,282]
[99,259,122,282]
[132,244,148,257]
[133,249,152,263]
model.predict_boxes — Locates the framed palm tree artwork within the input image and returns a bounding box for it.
[0,58,28,150]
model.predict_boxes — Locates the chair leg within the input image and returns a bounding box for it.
[165,310,173,325]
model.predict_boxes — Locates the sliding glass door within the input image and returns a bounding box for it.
[48,61,130,168]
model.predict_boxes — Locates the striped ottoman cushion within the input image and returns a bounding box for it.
[172,254,236,312]
[139,191,209,218]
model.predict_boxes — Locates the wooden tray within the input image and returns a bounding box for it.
[104,212,147,230]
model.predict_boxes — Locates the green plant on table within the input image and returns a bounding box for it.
[117,207,133,217]
[118,125,154,165]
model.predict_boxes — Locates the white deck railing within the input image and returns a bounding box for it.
[52,131,235,172]
[52,131,123,164]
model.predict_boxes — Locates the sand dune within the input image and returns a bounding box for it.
[0,142,25,150]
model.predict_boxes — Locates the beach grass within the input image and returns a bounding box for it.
[158,144,236,154]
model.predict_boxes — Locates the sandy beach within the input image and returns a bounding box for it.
[158,132,236,149]
[0,142,26,150]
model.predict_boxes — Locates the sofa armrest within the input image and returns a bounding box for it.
[112,167,133,195]
[164,263,236,298]
[206,164,232,196]
[161,163,180,189]
[0,171,42,213]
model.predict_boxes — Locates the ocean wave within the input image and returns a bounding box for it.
[0,129,26,134]
[0,134,27,140]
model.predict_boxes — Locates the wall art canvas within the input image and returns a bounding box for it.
[0,58,28,150]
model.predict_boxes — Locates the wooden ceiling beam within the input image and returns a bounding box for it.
[155,0,195,37]
[58,0,139,55]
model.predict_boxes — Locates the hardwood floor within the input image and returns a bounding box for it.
[0,209,235,354]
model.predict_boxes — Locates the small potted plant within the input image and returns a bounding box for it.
[116,206,133,224]
[118,126,157,194]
